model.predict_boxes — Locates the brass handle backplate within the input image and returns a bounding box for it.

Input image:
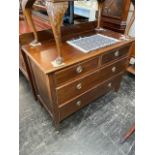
[108,82,112,88]
[114,51,119,57]
[76,66,83,74]
[76,83,82,90]
[112,66,116,72]
[76,101,81,106]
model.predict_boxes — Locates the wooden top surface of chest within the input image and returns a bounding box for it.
[22,27,134,74]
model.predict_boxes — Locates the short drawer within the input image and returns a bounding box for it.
[56,70,101,105]
[59,73,123,121]
[54,57,99,86]
[100,57,127,81]
[101,45,130,66]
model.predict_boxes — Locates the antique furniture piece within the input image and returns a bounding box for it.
[74,0,131,33]
[101,0,131,33]
[22,21,134,127]
[21,0,134,127]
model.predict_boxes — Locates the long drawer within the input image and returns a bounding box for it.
[56,70,101,105]
[56,57,127,105]
[54,57,99,86]
[101,45,130,66]
[59,73,123,121]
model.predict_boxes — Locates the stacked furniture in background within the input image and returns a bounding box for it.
[73,0,131,33]
[101,0,131,33]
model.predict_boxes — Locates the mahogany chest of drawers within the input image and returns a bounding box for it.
[22,26,134,127]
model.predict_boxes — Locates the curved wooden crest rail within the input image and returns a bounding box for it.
[22,0,106,67]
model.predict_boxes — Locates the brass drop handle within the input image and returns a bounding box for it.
[112,66,116,72]
[76,83,82,90]
[108,82,112,88]
[76,100,81,106]
[114,51,119,57]
[76,66,83,74]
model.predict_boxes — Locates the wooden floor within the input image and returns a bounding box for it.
[19,72,135,155]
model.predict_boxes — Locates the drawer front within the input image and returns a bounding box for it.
[57,58,127,105]
[56,70,101,105]
[59,73,123,121]
[100,57,127,81]
[54,57,99,86]
[101,45,130,66]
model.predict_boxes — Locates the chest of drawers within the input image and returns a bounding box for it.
[22,29,134,127]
